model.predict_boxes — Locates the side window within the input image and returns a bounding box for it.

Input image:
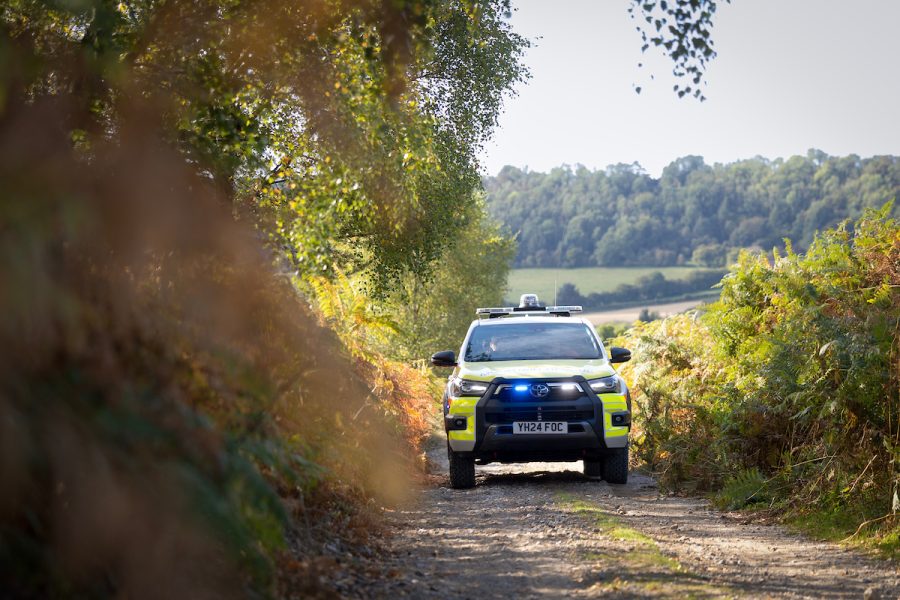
[459,323,476,361]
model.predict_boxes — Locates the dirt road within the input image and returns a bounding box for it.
[584,298,712,325]
[368,440,900,599]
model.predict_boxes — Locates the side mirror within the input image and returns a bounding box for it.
[431,350,457,368]
[609,347,632,364]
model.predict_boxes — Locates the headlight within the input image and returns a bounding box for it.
[449,378,488,397]
[588,376,619,394]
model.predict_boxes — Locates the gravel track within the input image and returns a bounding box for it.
[366,437,900,599]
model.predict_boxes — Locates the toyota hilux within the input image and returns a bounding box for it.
[431,294,632,489]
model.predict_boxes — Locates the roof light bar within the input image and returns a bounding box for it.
[475,300,583,318]
[546,305,584,314]
[475,307,514,316]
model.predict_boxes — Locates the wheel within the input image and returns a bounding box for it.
[583,459,602,478]
[602,447,629,484]
[448,445,476,489]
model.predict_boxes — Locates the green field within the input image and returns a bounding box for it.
[505,267,705,302]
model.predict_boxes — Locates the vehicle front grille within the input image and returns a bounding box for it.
[494,385,587,403]
[484,407,595,424]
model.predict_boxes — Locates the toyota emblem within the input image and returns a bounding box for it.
[530,383,550,398]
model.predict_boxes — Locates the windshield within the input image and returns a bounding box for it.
[464,322,602,362]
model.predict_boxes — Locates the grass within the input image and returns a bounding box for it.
[787,507,900,561]
[506,266,707,302]
[555,493,735,598]
[558,494,681,571]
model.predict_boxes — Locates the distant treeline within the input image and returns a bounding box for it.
[556,269,726,310]
[484,151,899,268]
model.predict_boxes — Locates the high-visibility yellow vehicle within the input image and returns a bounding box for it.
[431,294,632,489]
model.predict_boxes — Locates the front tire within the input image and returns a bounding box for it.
[583,459,602,478]
[448,445,476,489]
[602,447,629,484]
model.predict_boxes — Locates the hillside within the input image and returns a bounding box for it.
[484,152,899,268]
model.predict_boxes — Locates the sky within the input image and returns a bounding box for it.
[479,0,900,178]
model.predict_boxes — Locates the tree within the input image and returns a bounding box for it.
[637,308,661,322]
[484,153,899,268]
[3,0,529,290]
[692,243,728,267]
[387,195,516,360]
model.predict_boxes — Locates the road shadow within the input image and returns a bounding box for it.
[479,468,589,485]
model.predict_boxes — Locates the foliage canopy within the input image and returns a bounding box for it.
[3,0,529,289]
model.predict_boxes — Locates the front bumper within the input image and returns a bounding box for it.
[446,376,629,462]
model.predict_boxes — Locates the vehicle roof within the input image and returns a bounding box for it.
[472,316,592,327]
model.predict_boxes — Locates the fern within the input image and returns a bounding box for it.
[714,467,769,510]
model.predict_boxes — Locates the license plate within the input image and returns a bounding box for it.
[512,421,568,434]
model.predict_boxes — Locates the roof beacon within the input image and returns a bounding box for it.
[519,294,540,309]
